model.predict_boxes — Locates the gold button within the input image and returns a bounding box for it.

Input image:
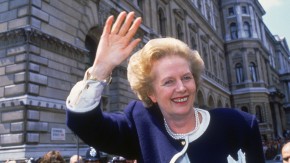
[181,141,186,146]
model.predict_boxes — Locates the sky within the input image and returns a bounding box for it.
[258,0,290,44]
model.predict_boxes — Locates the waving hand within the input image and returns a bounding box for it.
[90,11,142,80]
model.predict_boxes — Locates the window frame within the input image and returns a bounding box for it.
[235,63,244,83]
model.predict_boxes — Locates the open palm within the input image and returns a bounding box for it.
[91,12,142,79]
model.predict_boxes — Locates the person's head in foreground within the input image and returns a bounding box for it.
[70,154,83,163]
[40,150,65,163]
[85,147,101,163]
[282,142,290,163]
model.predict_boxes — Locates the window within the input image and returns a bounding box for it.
[85,35,97,65]
[213,55,217,75]
[235,63,244,83]
[198,0,202,10]
[137,0,143,10]
[197,91,205,108]
[255,106,264,123]
[230,22,238,39]
[221,60,225,80]
[207,11,211,21]
[158,9,166,36]
[243,22,251,38]
[191,36,197,50]
[241,6,247,14]
[177,24,183,40]
[249,62,258,82]
[228,7,235,16]
[203,47,208,69]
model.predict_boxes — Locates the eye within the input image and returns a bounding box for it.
[182,74,193,81]
[162,79,175,86]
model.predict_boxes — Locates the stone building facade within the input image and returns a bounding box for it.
[0,0,289,160]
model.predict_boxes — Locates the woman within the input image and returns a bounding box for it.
[66,11,265,162]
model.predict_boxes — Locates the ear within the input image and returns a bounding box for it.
[147,91,157,103]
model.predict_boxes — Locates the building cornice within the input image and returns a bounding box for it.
[232,87,269,95]
[0,27,88,60]
[0,95,66,110]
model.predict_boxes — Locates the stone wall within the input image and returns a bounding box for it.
[0,0,135,159]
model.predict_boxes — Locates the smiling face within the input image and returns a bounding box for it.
[148,55,196,120]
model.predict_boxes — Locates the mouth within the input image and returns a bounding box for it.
[172,97,188,103]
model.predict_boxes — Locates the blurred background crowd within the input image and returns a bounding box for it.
[4,147,136,163]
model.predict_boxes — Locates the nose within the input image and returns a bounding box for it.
[176,80,186,92]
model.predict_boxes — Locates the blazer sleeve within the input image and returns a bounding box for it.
[66,101,140,159]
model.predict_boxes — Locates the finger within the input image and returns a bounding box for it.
[103,15,114,35]
[124,38,141,55]
[111,11,127,34]
[118,12,135,36]
[126,17,142,39]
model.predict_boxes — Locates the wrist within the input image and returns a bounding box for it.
[87,67,112,85]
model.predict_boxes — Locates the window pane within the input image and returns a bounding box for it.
[243,22,251,38]
[249,62,257,81]
[159,9,166,36]
[242,6,247,14]
[235,63,244,83]
[230,23,238,39]
[228,7,234,16]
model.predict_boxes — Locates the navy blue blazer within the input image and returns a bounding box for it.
[67,100,265,163]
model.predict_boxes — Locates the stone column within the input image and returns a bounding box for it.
[242,50,250,82]
[236,6,243,38]
[274,103,283,138]
[249,6,258,38]
[256,49,263,82]
[261,24,267,46]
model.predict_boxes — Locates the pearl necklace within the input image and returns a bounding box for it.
[164,108,200,140]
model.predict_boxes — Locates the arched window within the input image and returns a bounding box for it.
[235,63,244,83]
[255,106,264,123]
[243,22,251,38]
[197,91,205,108]
[217,100,222,107]
[158,9,166,36]
[208,95,214,109]
[249,62,258,82]
[85,35,97,65]
[230,22,238,39]
[177,24,183,40]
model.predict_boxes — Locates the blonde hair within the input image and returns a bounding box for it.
[40,150,65,163]
[127,37,204,107]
